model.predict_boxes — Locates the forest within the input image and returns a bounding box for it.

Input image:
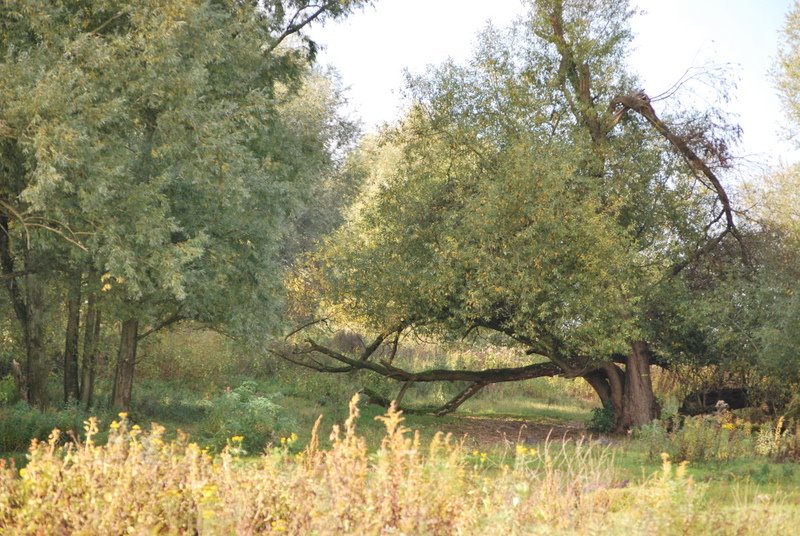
[2,0,800,533]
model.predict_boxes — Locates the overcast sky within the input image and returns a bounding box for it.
[310,0,798,168]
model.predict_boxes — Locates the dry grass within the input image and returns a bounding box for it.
[1,395,799,535]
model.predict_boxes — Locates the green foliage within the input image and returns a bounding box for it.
[588,402,616,434]
[201,381,295,453]
[309,0,726,385]
[0,375,17,406]
[0,402,98,453]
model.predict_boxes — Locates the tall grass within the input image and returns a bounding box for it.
[2,395,799,534]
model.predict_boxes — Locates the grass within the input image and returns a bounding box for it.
[2,398,800,534]
[3,338,800,533]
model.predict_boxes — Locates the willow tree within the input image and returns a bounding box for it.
[286,0,746,431]
[0,0,368,408]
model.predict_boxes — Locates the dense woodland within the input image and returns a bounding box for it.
[2,0,800,532]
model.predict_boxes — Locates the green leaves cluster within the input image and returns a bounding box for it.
[315,0,722,368]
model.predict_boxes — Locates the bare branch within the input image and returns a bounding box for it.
[137,310,184,341]
[610,91,750,267]
[265,2,332,55]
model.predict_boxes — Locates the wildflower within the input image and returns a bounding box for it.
[722,422,736,431]
[676,460,689,479]
[201,484,218,499]
[110,420,120,431]
[118,412,128,420]
[231,435,244,443]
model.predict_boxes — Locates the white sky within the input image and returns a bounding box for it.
[310,0,798,168]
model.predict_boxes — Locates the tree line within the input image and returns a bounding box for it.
[1,0,370,409]
[3,0,800,430]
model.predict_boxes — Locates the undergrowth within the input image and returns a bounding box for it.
[2,396,799,535]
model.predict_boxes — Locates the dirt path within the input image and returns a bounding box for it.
[434,415,587,449]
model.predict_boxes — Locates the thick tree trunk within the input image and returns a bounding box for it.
[79,292,100,407]
[619,340,657,430]
[63,273,81,403]
[111,318,138,411]
[24,264,49,408]
[584,364,626,430]
[583,369,612,408]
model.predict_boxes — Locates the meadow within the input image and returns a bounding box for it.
[2,328,800,535]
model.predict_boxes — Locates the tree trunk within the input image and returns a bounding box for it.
[619,340,657,430]
[111,318,138,411]
[10,359,28,402]
[1,214,31,403]
[584,364,626,430]
[79,291,100,407]
[63,273,81,403]
[24,263,49,408]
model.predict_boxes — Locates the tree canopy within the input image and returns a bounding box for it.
[288,0,749,430]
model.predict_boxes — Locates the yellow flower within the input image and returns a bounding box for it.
[131,424,141,431]
[18,468,27,478]
[110,420,120,430]
[722,422,736,431]
[118,412,128,420]
[231,435,244,442]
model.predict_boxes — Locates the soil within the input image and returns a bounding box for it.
[434,415,588,449]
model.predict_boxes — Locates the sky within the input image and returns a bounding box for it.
[310,0,798,168]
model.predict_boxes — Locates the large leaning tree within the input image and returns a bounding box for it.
[282,0,749,431]
[0,0,369,408]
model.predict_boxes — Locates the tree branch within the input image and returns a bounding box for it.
[610,91,749,268]
[137,310,184,341]
[287,339,563,383]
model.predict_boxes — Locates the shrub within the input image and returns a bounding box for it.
[587,402,616,434]
[201,381,294,453]
[0,375,17,406]
[0,402,98,453]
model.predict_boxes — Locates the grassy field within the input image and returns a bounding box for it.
[2,335,800,534]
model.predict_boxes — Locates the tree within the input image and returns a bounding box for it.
[284,0,747,430]
[0,0,369,408]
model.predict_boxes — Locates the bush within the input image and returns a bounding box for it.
[0,402,99,453]
[201,380,295,453]
[0,375,17,406]
[587,403,616,434]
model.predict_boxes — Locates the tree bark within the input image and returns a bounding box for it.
[111,318,138,411]
[24,257,49,408]
[10,359,27,402]
[63,272,81,403]
[619,340,657,430]
[79,290,100,407]
[583,364,627,431]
